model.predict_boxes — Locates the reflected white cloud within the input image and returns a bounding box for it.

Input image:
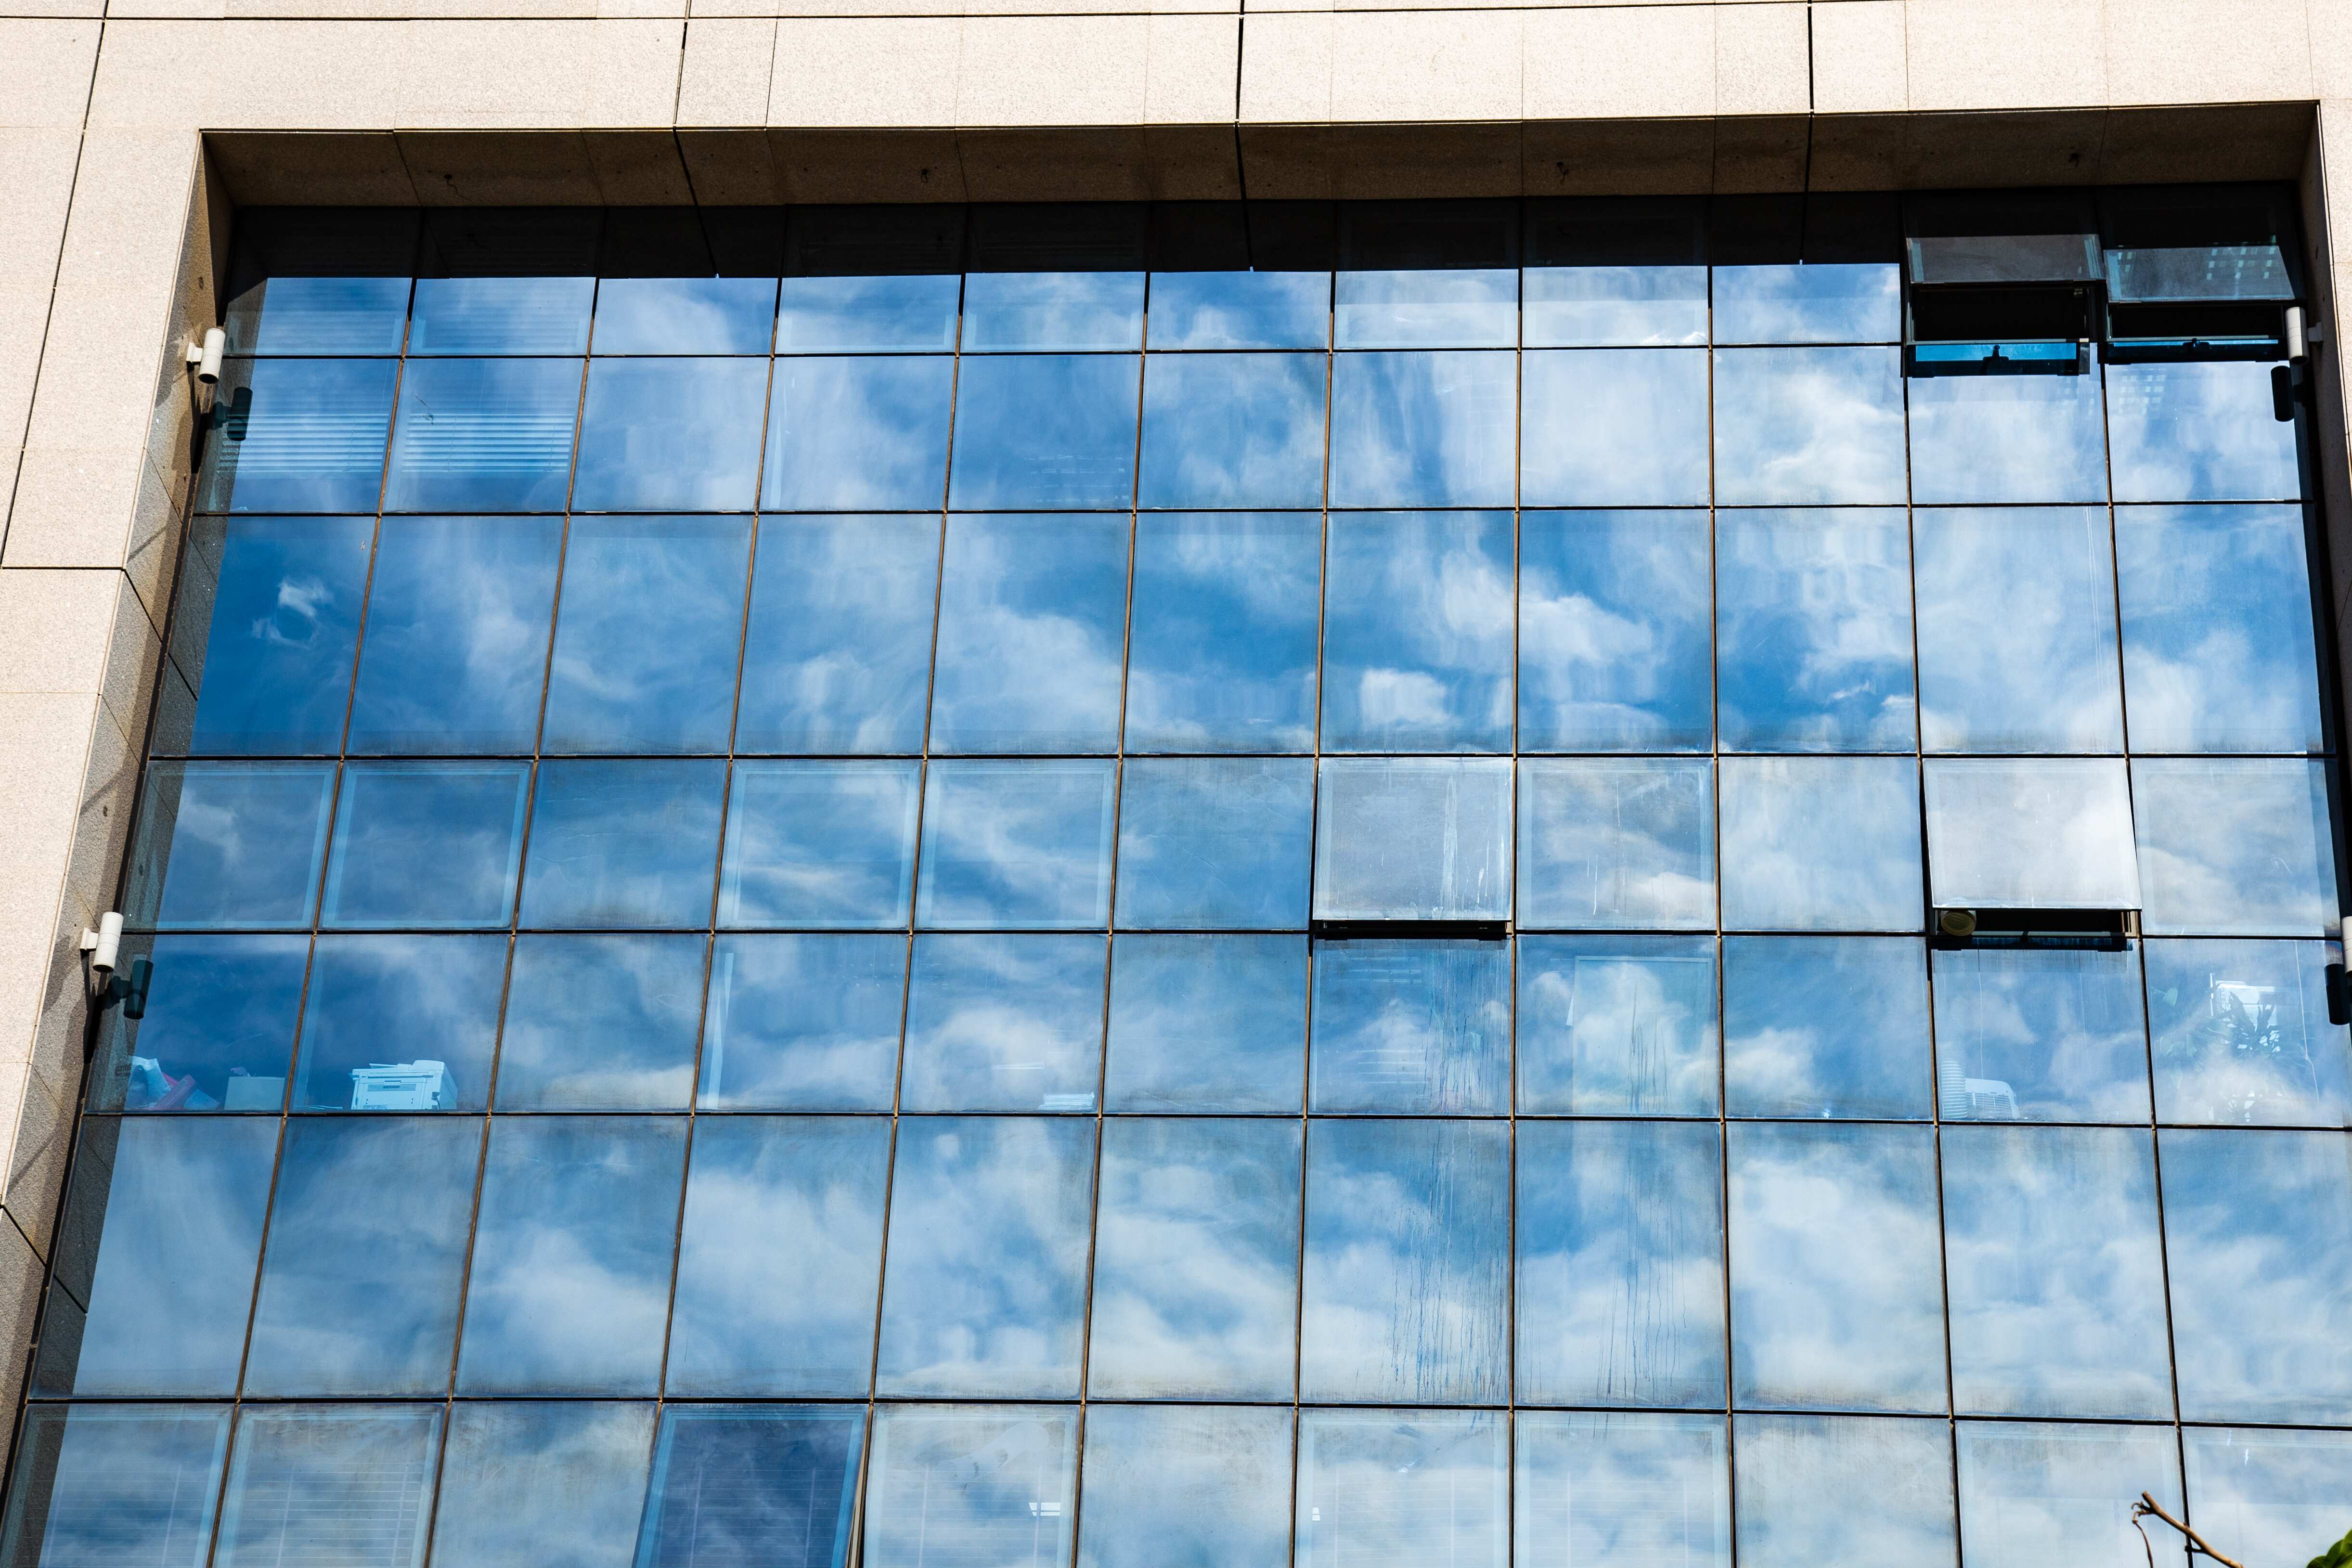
[495,934,702,1110]
[431,1402,655,1568]
[1518,936,1719,1114]
[1323,511,1513,752]
[1140,353,1326,508]
[1733,1415,1956,1568]
[1521,349,1709,506]
[1955,1422,2180,1568]
[762,356,954,511]
[2108,361,2299,503]
[2132,759,2336,936]
[1908,372,2108,505]
[1518,758,1714,929]
[737,515,939,755]
[1125,511,1320,752]
[1515,1412,1729,1568]
[901,934,1104,1112]
[2183,1428,2352,1568]
[930,515,1128,755]
[1330,351,1515,508]
[1713,349,1906,505]
[1077,1405,1292,1568]
[699,934,905,1111]
[1296,1409,1506,1568]
[1716,508,1914,752]
[1719,758,1922,933]
[1310,939,1510,1114]
[867,1405,1078,1568]
[1519,510,1712,752]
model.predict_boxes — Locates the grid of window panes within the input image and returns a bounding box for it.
[8,194,2352,1568]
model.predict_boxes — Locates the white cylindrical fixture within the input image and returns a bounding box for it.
[2287,305,2309,362]
[196,326,226,385]
[90,911,123,974]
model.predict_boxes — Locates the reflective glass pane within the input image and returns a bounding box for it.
[382,357,582,513]
[1516,934,1719,1115]
[124,761,334,931]
[2132,758,2335,936]
[901,934,1104,1113]
[1086,1118,1302,1399]
[1149,272,1329,350]
[1075,1405,1292,1568]
[718,761,919,928]
[914,761,1116,930]
[321,761,529,929]
[160,517,370,756]
[876,1116,1095,1399]
[0,1405,230,1568]
[1516,1120,1726,1408]
[667,1116,889,1397]
[518,759,727,930]
[1335,201,1516,347]
[293,934,504,1111]
[1914,507,2124,753]
[456,1115,687,1395]
[1907,372,2109,504]
[1312,758,1512,922]
[1724,937,1931,1120]
[2146,938,2352,1127]
[699,934,905,1111]
[495,934,703,1110]
[345,516,562,755]
[1114,758,1314,929]
[1941,1125,2171,1418]
[1518,509,1712,752]
[573,359,765,512]
[1104,933,1306,1114]
[1931,945,2151,1124]
[1138,353,1326,509]
[761,356,954,511]
[1328,351,1515,508]
[1294,1410,1505,1568]
[541,515,751,754]
[1522,196,1707,346]
[430,1403,655,1568]
[242,1116,481,1396]
[1309,939,1510,1114]
[594,272,776,362]
[1714,263,1901,344]
[948,355,1140,508]
[865,1406,1076,1568]
[1955,1422,2181,1568]
[1715,508,1914,752]
[640,1406,863,1568]
[930,514,1128,755]
[1321,511,1513,752]
[413,209,596,353]
[34,1118,276,1397]
[195,358,399,515]
[736,516,940,755]
[1728,1124,1946,1412]
[1521,349,1709,506]
[1518,758,1715,930]
[2108,360,2300,502]
[964,270,1144,353]
[1923,758,2140,910]
[1718,757,1924,932]
[1300,1118,1509,1404]
[213,1406,439,1568]
[223,208,417,354]
[2182,1428,2352,1568]
[1514,1413,1729,1568]
[778,211,961,351]
[1713,349,1907,505]
[1124,512,1320,753]
[1733,1415,1956,1568]
[90,933,306,1113]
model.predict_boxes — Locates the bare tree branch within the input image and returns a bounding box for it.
[2133,1492,2245,1568]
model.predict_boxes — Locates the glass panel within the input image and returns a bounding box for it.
[914,761,1117,930]
[1955,1422,2182,1568]
[876,1116,1095,1398]
[1518,758,1715,930]
[1103,933,1307,1114]
[1516,934,1719,1115]
[2147,938,2352,1127]
[736,515,940,756]
[455,1115,687,1395]
[1516,1120,1726,1408]
[1521,349,1709,506]
[1712,349,1907,505]
[242,1116,481,1397]
[718,760,920,928]
[223,208,417,354]
[1335,200,1516,347]
[0,1404,230,1568]
[1914,507,2125,753]
[1728,1123,1946,1412]
[2160,1127,2352,1423]
[1150,277,1329,352]
[964,214,1145,350]
[1086,1118,1302,1399]
[865,1406,1076,1568]
[930,514,1129,755]
[1513,1413,1730,1568]
[1932,945,2152,1123]
[195,358,399,515]
[517,759,728,930]
[1717,757,1924,932]
[1138,353,1327,509]
[345,516,562,755]
[1308,939,1510,1114]
[1322,511,1514,752]
[541,515,752,755]
[2132,759,2336,936]
[34,1117,275,1397]
[2182,1428,2352,1568]
[1907,373,2109,505]
[778,204,962,352]
[948,355,1140,508]
[1522,195,1707,347]
[382,357,582,513]
[639,1406,863,1568]
[1732,1415,1957,1568]
[1940,1125,2171,1418]
[900,934,1104,1113]
[1114,758,1314,929]
[1518,509,1712,752]
[1075,1405,1293,1568]
[1312,758,1512,922]
[293,934,505,1111]
[124,761,335,931]
[593,207,780,356]
[159,516,371,756]
[212,1406,439,1568]
[1125,512,1320,753]
[1714,264,1901,345]
[1923,758,2141,910]
[1715,508,1914,752]
[321,760,530,929]
[90,933,306,1112]
[1724,936,1931,1120]
[413,209,598,353]
[698,934,905,1111]
[429,1403,655,1568]
[2107,360,2300,503]
[1300,1118,1509,1404]
[495,934,703,1110]
[667,1116,889,1397]
[2114,504,2326,752]
[572,359,766,512]
[1294,1410,1505,1568]
[1328,351,1516,508]
[761,356,954,511]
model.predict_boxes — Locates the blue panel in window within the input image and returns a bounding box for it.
[1932,945,2151,1124]
[1295,1410,1506,1568]
[541,515,752,755]
[1312,757,1513,922]
[929,513,1129,755]
[640,1406,863,1568]
[1955,1422,2182,1568]
[914,760,1116,930]
[1717,757,1923,933]
[412,209,597,353]
[1125,511,1319,753]
[572,359,767,512]
[124,761,335,932]
[668,1117,889,1397]
[194,358,399,514]
[213,1406,440,1568]
[1516,1119,1726,1408]
[1114,757,1314,930]
[2132,759,2335,936]
[382,357,582,513]
[1712,262,1901,345]
[1908,372,2109,505]
[1328,351,1515,508]
[1516,934,1719,1116]
[761,356,953,512]
[1521,349,1709,506]
[876,1116,1095,1398]
[2181,1428,2352,1568]
[0,1405,231,1568]
[1732,1415,1955,1568]
[242,1115,481,1396]
[1309,939,1509,1115]
[2147,938,2352,1128]
[90,933,307,1112]
[346,516,562,755]
[1104,933,1306,1114]
[1724,936,1931,1120]
[777,241,960,354]
[518,759,727,930]
[1148,270,1329,350]
[866,1406,1075,1568]
[594,275,777,357]
[1075,1405,1293,1568]
[736,516,940,755]
[1519,509,1712,752]
[34,1117,276,1397]
[292,934,504,1112]
[2108,360,2300,503]
[1518,758,1715,931]
[430,1403,655,1568]
[223,208,417,354]
[1335,205,1516,348]
[719,760,919,929]
[1716,507,1914,752]
[900,933,1104,1113]
[496,934,703,1110]
[1087,1118,1301,1399]
[1712,348,1906,505]
[1137,352,1326,509]
[1514,1413,1729,1568]
[1321,511,1514,752]
[947,355,1140,508]
[1523,270,1708,352]
[321,761,530,929]
[457,1115,686,1395]
[963,273,1144,352]
[699,934,905,1111]
[161,517,371,756]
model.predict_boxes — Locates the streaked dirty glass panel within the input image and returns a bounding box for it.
[0,1405,231,1568]
[865,1406,1075,1568]
[1295,1410,1505,1568]
[639,1406,863,1568]
[212,1405,440,1568]
[900,934,1104,1113]
[1513,1413,1730,1568]
[1312,758,1512,922]
[1516,934,1719,1116]
[2132,759,2336,936]
[1732,1415,1956,1568]
[1717,758,1924,933]
[698,934,905,1111]
[429,1403,655,1568]
[1517,758,1715,931]
[494,934,703,1110]
[1309,939,1510,1114]
[1724,937,1931,1120]
[1955,1422,2181,1568]
[1075,1406,1293,1568]
[1923,758,2141,912]
[1103,933,1307,1114]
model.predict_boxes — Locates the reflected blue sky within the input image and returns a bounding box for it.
[901,934,1105,1113]
[542,516,751,755]
[719,761,919,928]
[1311,940,1510,1114]
[2132,759,2337,935]
[700,934,905,1111]
[1734,1415,1956,1568]
[214,1406,440,1568]
[930,514,1128,755]
[736,515,939,755]
[1519,758,1715,930]
[1076,1405,1292,1568]
[518,760,726,929]
[1718,758,1923,932]
[127,762,335,932]
[167,517,369,756]
[777,272,959,352]
[1115,759,1313,930]
[1521,349,1708,506]
[383,356,581,513]
[1322,513,1513,753]
[496,934,702,1110]
[195,358,398,515]
[1296,1409,1506,1568]
[1716,508,1914,752]
[1932,946,2151,1123]
[431,1402,655,1568]
[762,356,953,512]
[1713,348,1906,505]
[948,355,1139,508]
[322,761,528,928]
[2145,939,2352,1127]
[1907,371,2108,505]
[1139,353,1326,509]
[1724,937,1931,1119]
[1523,264,1707,347]
[1520,510,1712,752]
[572,358,765,512]
[1518,934,1718,1115]
[0,1405,230,1568]
[1104,934,1306,1114]
[643,1405,861,1568]
[1956,1422,2181,1568]
[92,933,305,1112]
[1713,262,1900,344]
[1516,1412,1729,1568]
[916,761,1116,929]
[1330,351,1515,507]
[292,934,500,1112]
[1125,512,1319,753]
[1150,269,1329,349]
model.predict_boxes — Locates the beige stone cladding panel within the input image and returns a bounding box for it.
[1903,0,2109,112]
[1813,0,1907,114]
